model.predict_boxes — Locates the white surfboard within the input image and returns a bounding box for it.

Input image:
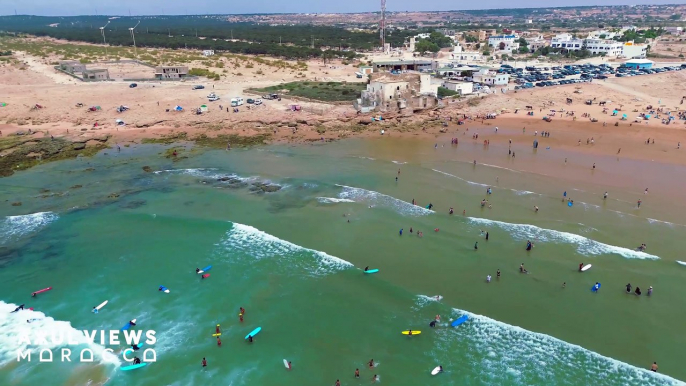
[431,366,442,375]
[677,261,686,266]
[283,359,289,369]
[581,264,592,272]
[93,300,108,313]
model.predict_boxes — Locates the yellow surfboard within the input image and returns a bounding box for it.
[212,333,222,337]
[401,330,421,335]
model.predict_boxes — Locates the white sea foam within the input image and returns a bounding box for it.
[0,301,120,366]
[467,217,659,260]
[0,212,58,246]
[335,184,433,216]
[432,169,489,187]
[316,197,356,204]
[392,161,407,165]
[480,163,521,173]
[449,307,683,386]
[416,296,682,386]
[219,222,353,275]
[153,168,218,176]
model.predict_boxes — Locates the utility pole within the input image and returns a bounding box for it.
[311,35,314,49]
[380,0,386,50]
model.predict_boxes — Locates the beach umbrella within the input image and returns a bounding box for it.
[622,114,627,118]
[645,114,651,119]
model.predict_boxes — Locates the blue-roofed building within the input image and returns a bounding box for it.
[623,59,653,70]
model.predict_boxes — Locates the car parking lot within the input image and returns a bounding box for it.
[499,63,685,90]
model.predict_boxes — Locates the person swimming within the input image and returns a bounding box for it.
[11,304,25,313]
[579,263,584,272]
[635,287,642,296]
[474,242,478,250]
[449,207,454,215]
[429,320,436,328]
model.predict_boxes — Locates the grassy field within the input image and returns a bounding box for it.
[252,81,366,102]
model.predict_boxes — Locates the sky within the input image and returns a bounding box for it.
[0,0,677,16]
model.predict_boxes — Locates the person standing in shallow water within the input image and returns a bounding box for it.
[474,242,478,250]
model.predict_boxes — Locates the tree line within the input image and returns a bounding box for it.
[0,15,416,60]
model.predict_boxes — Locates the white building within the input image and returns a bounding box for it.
[451,45,483,62]
[472,69,509,86]
[488,34,520,52]
[584,39,624,56]
[550,34,584,50]
[587,30,618,40]
[664,27,683,36]
[621,41,648,59]
[441,80,473,95]
[202,50,215,57]
[525,35,548,52]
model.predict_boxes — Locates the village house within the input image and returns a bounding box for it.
[202,50,215,57]
[355,72,439,113]
[451,45,483,62]
[441,80,473,96]
[525,35,548,52]
[471,69,509,86]
[488,34,519,51]
[550,33,584,50]
[664,26,683,35]
[81,69,110,81]
[154,66,189,80]
[58,61,86,74]
[620,41,648,59]
[584,39,624,56]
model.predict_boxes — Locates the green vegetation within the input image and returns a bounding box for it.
[0,15,416,60]
[437,87,459,98]
[252,81,366,102]
[189,67,221,80]
[614,27,664,43]
[0,50,11,56]
[414,32,453,53]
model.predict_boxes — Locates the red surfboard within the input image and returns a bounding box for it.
[32,287,52,297]
[202,274,210,279]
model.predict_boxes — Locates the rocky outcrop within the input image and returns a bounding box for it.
[250,182,282,193]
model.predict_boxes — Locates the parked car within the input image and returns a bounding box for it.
[208,96,220,102]
[129,83,137,88]
[246,98,255,104]
[192,85,205,90]
[254,99,263,105]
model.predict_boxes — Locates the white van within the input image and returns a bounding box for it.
[230,97,244,107]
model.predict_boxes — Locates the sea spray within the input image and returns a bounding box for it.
[467,217,659,260]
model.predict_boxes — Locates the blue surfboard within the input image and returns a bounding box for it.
[121,363,147,371]
[159,286,169,293]
[121,320,136,331]
[197,265,212,274]
[451,315,469,327]
[364,269,379,274]
[124,343,144,356]
[568,201,573,207]
[245,327,262,340]
[591,283,601,292]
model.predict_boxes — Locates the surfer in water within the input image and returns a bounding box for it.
[449,207,454,215]
[526,240,533,251]
[196,268,200,273]
[133,357,141,365]
[593,283,600,292]
[635,287,642,296]
[248,335,253,343]
[129,320,136,327]
[429,320,436,328]
[626,283,632,293]
[11,304,25,313]
[474,242,478,250]
[368,359,374,369]
[202,357,207,367]
[579,263,584,272]
[651,362,658,372]
[497,269,500,279]
[216,324,221,334]
[364,266,369,271]
[486,275,491,283]
[355,369,360,378]
[372,374,379,382]
[131,344,140,351]
[159,286,165,292]
[335,380,341,386]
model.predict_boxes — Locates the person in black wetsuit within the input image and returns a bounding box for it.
[133,357,141,365]
[626,283,632,293]
[635,287,642,296]
[429,320,436,328]
[11,304,25,313]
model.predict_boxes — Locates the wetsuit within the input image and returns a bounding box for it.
[429,321,436,328]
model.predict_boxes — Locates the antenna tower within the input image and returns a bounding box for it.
[380,0,386,49]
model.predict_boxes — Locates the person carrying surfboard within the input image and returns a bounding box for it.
[579,263,584,272]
